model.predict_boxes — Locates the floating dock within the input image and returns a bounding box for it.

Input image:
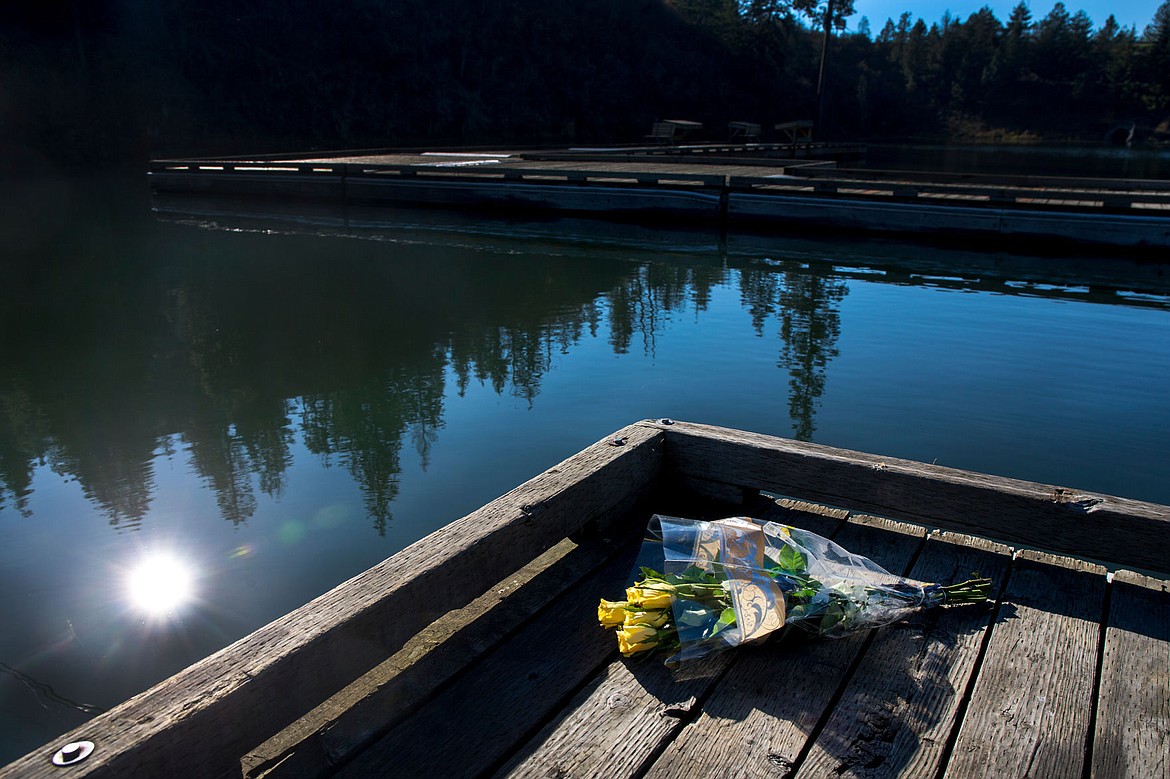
[5,420,1167,778]
[148,145,1170,250]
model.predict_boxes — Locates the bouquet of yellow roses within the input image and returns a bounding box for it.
[599,515,990,664]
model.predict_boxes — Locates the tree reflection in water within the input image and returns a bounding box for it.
[778,271,847,441]
[740,264,846,441]
[0,205,851,533]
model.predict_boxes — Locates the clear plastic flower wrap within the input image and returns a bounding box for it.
[598,515,991,664]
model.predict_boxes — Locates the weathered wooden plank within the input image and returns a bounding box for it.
[1091,569,1170,779]
[943,550,1106,779]
[795,532,1013,778]
[670,473,754,506]
[494,649,735,779]
[643,515,926,779]
[242,523,643,778]
[768,496,851,518]
[648,420,1170,573]
[333,535,649,779]
[491,494,848,778]
[0,424,664,779]
[748,493,851,538]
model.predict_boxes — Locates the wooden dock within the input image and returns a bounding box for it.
[4,420,1167,778]
[148,146,1170,250]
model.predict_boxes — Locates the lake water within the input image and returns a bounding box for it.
[2,172,1169,764]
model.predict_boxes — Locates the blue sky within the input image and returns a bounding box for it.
[847,0,1163,32]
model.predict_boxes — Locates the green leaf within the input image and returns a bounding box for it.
[651,566,716,587]
[776,544,807,574]
[818,600,847,634]
[707,607,738,638]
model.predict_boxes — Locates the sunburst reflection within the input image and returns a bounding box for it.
[125,553,195,617]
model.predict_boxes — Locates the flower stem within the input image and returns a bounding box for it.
[939,577,993,604]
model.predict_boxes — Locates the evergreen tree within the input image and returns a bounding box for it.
[982,1,1033,121]
[3,0,1170,164]
[1143,0,1170,110]
[947,8,1003,112]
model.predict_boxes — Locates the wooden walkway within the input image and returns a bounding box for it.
[258,497,1167,778]
[151,149,1170,213]
[5,421,1167,778]
[148,147,1170,250]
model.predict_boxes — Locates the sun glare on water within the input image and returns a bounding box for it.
[126,553,195,616]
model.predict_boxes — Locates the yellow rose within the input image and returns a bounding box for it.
[597,599,628,628]
[619,638,657,656]
[623,608,669,628]
[616,625,658,656]
[626,585,673,610]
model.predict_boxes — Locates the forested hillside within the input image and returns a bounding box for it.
[2,0,1168,169]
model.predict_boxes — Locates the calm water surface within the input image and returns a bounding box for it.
[2,174,1169,763]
